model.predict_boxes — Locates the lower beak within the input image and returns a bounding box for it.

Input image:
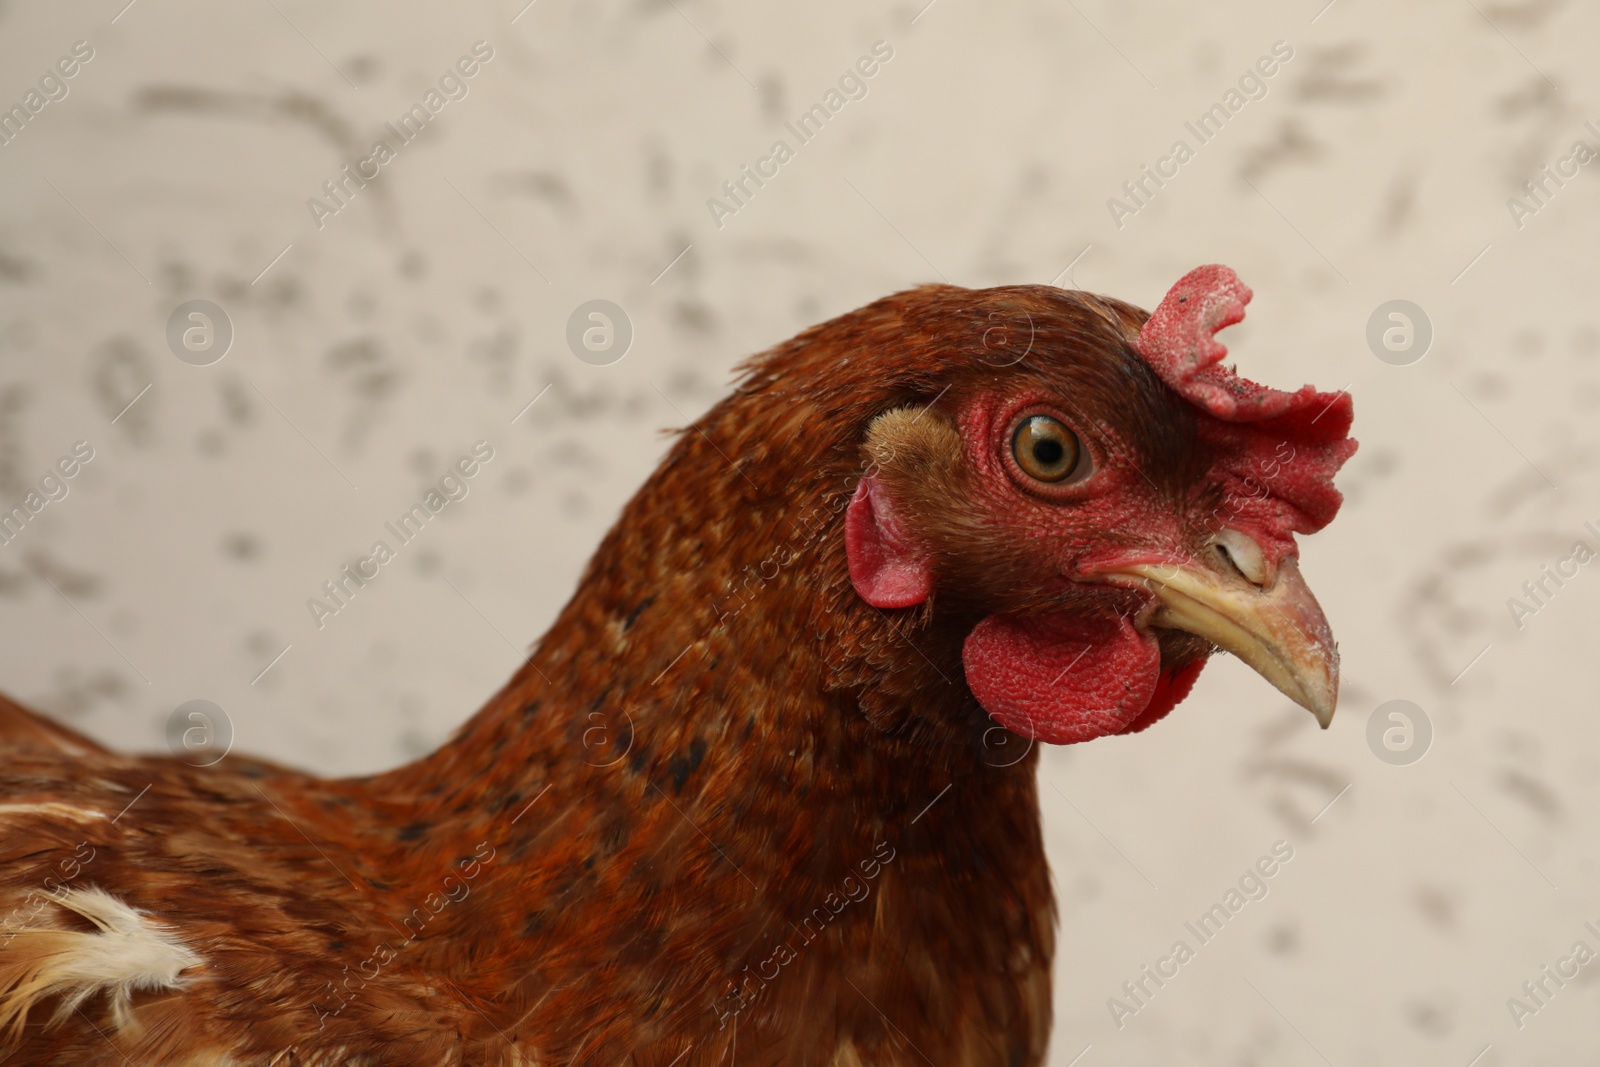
[1106,555,1340,727]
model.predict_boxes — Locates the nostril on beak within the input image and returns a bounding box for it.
[1213,528,1272,588]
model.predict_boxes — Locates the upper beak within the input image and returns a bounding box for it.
[1104,547,1340,728]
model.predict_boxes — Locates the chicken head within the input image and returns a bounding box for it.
[843,265,1356,745]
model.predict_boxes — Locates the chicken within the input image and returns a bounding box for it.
[0,265,1354,1066]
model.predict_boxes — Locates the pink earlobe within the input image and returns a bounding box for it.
[844,475,931,608]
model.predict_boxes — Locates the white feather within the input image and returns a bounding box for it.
[0,886,201,1036]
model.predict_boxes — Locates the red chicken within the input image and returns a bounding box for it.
[0,265,1353,1066]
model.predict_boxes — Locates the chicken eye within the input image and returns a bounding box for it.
[1011,415,1081,483]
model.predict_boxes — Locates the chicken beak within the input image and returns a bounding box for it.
[1109,554,1340,728]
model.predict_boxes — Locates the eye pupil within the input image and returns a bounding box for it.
[1033,439,1063,465]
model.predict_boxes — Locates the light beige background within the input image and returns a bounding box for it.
[2,0,1597,1063]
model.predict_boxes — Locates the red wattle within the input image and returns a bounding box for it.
[962,613,1164,745]
[1117,659,1206,736]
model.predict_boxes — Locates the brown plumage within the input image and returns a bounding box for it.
[0,269,1354,1065]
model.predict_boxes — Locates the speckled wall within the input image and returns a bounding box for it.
[2,0,1597,1063]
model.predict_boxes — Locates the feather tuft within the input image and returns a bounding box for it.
[0,886,200,1043]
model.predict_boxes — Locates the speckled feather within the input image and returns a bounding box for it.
[0,281,1335,1066]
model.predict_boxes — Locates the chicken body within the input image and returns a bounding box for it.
[0,272,1352,1066]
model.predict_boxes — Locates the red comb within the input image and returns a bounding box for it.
[1134,264,1357,547]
